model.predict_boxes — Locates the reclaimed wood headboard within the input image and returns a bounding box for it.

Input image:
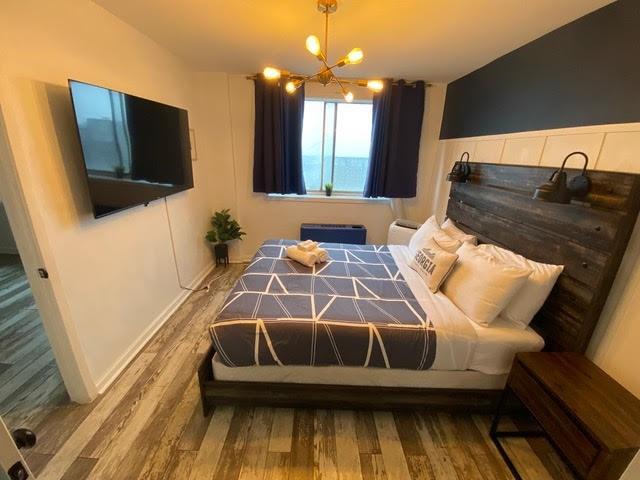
[446,162,640,353]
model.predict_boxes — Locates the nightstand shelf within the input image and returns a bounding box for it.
[490,352,640,480]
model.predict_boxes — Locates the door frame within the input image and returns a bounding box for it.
[0,73,96,403]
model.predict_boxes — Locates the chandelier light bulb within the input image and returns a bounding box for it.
[306,35,321,56]
[263,67,281,80]
[367,80,384,92]
[285,81,297,94]
[263,4,370,99]
[346,48,364,65]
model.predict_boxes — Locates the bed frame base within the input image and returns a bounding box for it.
[198,345,503,416]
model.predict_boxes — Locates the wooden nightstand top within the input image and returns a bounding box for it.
[516,352,640,452]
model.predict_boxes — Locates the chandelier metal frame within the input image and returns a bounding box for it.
[262,0,383,102]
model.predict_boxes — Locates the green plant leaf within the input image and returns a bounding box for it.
[205,209,245,243]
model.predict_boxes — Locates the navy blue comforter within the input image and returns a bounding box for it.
[209,240,437,370]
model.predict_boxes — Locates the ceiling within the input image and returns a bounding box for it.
[94,0,613,82]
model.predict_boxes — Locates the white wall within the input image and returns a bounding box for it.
[193,74,446,262]
[402,84,448,223]
[0,0,216,393]
[428,121,640,399]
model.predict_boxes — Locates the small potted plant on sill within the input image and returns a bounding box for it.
[205,209,245,266]
[324,182,333,197]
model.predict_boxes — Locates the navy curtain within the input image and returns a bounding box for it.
[364,79,426,198]
[253,75,306,195]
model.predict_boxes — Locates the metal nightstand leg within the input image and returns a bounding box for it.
[490,386,546,480]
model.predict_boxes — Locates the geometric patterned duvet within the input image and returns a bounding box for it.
[210,239,438,370]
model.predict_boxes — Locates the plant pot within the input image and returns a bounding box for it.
[213,242,229,267]
[325,190,332,197]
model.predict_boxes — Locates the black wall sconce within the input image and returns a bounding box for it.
[533,151,591,204]
[447,152,471,183]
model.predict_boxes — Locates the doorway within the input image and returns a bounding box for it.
[0,76,96,408]
[0,198,68,432]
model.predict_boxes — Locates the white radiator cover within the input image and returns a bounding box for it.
[387,219,421,245]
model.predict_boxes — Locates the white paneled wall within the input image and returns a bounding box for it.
[473,139,504,163]
[540,132,605,168]
[441,122,640,173]
[598,131,640,172]
[501,136,546,166]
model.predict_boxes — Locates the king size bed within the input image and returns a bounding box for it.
[198,162,640,413]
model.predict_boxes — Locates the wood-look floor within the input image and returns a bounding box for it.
[20,264,575,480]
[0,254,68,432]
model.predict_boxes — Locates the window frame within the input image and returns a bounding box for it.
[303,97,373,195]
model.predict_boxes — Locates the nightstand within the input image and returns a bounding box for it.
[490,352,640,480]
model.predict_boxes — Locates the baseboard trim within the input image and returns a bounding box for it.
[94,261,215,394]
[230,257,253,263]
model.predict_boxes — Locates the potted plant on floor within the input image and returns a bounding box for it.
[205,209,245,266]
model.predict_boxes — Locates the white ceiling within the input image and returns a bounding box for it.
[94,0,613,82]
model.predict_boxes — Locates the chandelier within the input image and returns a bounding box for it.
[262,0,383,102]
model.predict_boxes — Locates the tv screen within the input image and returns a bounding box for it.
[69,80,193,218]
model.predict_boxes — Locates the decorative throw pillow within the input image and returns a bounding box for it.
[441,243,532,326]
[409,238,459,293]
[442,218,478,245]
[409,216,461,254]
[478,244,564,328]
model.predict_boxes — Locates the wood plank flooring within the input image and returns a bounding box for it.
[19,263,575,480]
[0,254,68,431]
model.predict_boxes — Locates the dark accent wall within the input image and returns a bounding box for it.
[440,0,640,139]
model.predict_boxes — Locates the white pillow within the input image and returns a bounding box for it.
[432,230,461,254]
[409,238,459,293]
[441,243,532,326]
[408,216,439,253]
[442,218,477,245]
[478,244,563,328]
[409,216,461,254]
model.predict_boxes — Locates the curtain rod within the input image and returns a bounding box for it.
[244,74,432,87]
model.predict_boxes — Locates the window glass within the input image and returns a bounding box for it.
[301,101,324,192]
[301,100,373,193]
[333,103,373,192]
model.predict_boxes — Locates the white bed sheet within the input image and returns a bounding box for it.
[389,245,544,375]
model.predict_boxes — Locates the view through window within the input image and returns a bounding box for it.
[301,100,373,194]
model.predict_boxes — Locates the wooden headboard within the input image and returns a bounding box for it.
[446,162,640,353]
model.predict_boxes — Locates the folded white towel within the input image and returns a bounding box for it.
[297,239,319,252]
[314,247,329,264]
[286,245,317,267]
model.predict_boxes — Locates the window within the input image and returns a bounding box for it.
[301,100,373,194]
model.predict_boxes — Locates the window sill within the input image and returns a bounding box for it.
[266,194,389,205]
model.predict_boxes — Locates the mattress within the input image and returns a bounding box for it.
[210,240,477,372]
[212,352,509,390]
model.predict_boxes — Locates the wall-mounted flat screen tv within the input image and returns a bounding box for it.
[69,80,193,218]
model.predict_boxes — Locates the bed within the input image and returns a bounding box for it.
[198,162,640,413]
